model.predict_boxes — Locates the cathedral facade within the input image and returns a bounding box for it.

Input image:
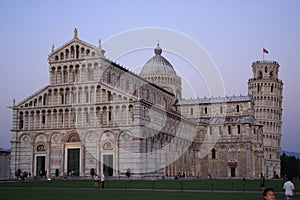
[9,30,283,179]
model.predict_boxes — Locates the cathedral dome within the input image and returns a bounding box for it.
[140,45,177,77]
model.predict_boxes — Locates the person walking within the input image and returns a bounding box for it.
[94,174,99,188]
[101,174,105,189]
[283,177,296,200]
[260,173,266,191]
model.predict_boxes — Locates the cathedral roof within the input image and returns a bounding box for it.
[176,95,252,105]
[140,45,177,77]
[198,116,262,126]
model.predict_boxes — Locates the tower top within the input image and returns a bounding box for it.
[252,60,279,66]
[154,43,162,55]
[250,60,281,81]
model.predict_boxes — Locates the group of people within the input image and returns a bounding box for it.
[262,177,296,200]
[94,174,105,189]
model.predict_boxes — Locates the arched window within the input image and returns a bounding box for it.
[68,135,80,142]
[228,125,231,134]
[271,84,274,93]
[75,69,79,82]
[103,142,113,150]
[211,148,216,159]
[19,114,24,129]
[258,71,262,79]
[63,71,68,83]
[270,71,273,79]
[37,144,45,152]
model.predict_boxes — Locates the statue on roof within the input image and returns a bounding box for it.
[98,39,102,49]
[74,28,78,38]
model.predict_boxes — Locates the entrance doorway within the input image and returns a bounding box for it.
[67,148,80,176]
[103,155,113,176]
[36,156,45,177]
[231,167,236,177]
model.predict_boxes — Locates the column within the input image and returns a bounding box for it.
[33,112,36,129]
[94,87,97,103]
[50,112,53,129]
[62,110,65,128]
[68,110,71,128]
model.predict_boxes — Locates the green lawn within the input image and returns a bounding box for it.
[0,178,297,192]
[0,188,270,200]
[0,179,298,200]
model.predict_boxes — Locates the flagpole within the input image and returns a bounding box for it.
[262,47,264,60]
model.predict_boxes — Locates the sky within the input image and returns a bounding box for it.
[0,0,299,152]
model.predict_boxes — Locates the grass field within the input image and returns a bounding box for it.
[0,188,269,200]
[0,178,298,191]
[0,179,298,200]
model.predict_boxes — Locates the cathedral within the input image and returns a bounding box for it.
[9,29,283,179]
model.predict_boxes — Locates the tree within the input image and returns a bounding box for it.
[281,153,300,179]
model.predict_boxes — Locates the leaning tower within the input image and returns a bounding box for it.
[248,60,283,178]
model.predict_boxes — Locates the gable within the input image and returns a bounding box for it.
[16,86,50,108]
[48,37,103,63]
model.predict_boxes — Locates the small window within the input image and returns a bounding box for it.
[228,125,231,134]
[86,92,89,103]
[258,71,262,79]
[220,106,223,113]
[269,154,272,159]
[19,116,24,129]
[270,71,273,79]
[271,84,274,93]
[211,148,216,159]
[103,142,113,150]
[204,107,208,114]
[68,135,80,142]
[42,115,46,124]
[43,96,47,106]
[265,66,268,73]
[60,113,63,123]
[237,125,241,134]
[108,110,112,121]
[209,127,212,135]
[37,144,45,152]
[190,108,193,115]
[236,105,240,112]
[61,94,64,104]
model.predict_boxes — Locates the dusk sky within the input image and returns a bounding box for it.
[0,0,299,152]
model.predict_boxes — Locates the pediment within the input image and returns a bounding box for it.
[48,36,103,63]
[15,86,50,108]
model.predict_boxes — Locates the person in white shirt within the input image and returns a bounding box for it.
[101,174,105,189]
[94,175,99,188]
[283,177,296,200]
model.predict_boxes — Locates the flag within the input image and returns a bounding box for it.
[263,48,269,54]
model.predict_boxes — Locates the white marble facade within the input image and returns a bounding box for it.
[9,30,283,179]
